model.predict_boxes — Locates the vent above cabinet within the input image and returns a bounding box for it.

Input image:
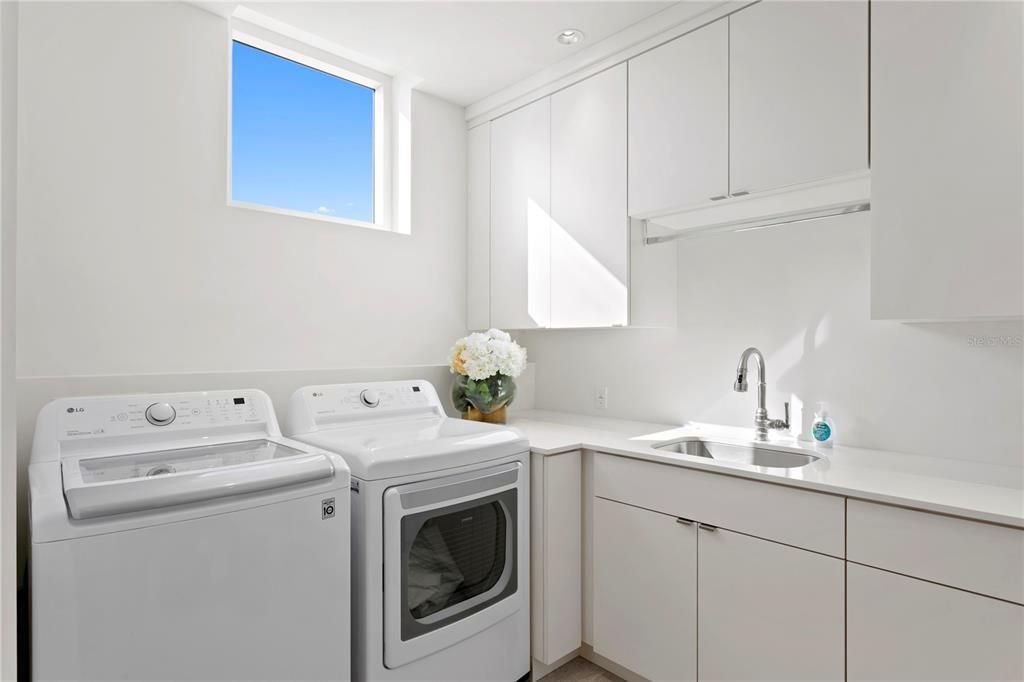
[637,171,871,245]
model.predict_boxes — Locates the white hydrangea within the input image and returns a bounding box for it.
[448,328,527,380]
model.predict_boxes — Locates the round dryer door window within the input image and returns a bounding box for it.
[399,490,517,640]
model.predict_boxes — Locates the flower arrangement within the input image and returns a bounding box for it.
[448,329,527,423]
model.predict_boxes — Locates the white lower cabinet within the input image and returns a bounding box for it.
[530,451,582,666]
[698,527,844,681]
[593,497,696,682]
[580,455,1019,682]
[591,495,843,682]
[848,563,1024,681]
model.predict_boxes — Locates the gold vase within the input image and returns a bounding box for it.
[464,405,508,424]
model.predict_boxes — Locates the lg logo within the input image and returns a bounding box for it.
[321,497,336,520]
[66,407,85,414]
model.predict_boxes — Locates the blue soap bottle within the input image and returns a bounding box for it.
[811,402,835,448]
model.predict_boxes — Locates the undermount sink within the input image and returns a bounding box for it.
[653,439,820,469]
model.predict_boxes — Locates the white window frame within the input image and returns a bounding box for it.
[228,21,406,233]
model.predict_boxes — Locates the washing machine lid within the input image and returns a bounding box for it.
[61,438,335,520]
[293,416,527,480]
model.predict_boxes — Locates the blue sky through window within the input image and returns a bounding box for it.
[231,41,374,223]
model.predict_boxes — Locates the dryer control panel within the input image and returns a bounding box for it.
[53,390,271,441]
[287,380,443,433]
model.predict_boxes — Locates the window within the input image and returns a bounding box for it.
[230,39,380,225]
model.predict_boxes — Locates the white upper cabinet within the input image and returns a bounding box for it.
[483,66,668,330]
[729,0,868,194]
[870,1,1023,320]
[628,19,729,216]
[489,97,551,329]
[466,122,490,331]
[550,64,628,328]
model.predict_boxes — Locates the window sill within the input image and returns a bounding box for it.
[228,200,399,234]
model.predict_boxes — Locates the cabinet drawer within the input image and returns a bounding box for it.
[847,499,1024,603]
[593,453,844,557]
[848,563,1024,681]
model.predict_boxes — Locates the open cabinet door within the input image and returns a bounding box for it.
[0,2,18,679]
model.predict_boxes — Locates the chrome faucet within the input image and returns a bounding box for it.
[733,347,789,441]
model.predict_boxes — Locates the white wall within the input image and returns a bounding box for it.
[13,0,474,619]
[16,1,467,378]
[521,212,1024,468]
[0,2,18,677]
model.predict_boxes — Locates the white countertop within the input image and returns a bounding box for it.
[509,410,1024,528]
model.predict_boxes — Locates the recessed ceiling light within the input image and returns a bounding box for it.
[557,29,584,45]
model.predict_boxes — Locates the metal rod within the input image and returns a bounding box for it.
[641,201,871,246]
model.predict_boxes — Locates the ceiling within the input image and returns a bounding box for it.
[233,2,675,105]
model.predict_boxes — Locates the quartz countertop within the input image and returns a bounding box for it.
[508,410,1024,528]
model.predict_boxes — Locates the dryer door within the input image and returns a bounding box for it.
[382,460,525,668]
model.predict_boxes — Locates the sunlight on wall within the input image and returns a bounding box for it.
[392,77,414,234]
[550,216,627,327]
[526,198,627,328]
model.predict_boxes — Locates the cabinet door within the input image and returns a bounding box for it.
[466,122,490,330]
[729,1,868,194]
[550,65,628,328]
[490,97,550,329]
[698,526,844,681]
[628,18,728,214]
[530,451,582,665]
[870,1,1023,320]
[592,497,696,681]
[848,563,1024,681]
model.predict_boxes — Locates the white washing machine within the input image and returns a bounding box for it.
[285,380,530,682]
[29,389,351,681]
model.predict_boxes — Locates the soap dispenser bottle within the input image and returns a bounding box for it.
[811,402,835,448]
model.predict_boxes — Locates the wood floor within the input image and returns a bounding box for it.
[542,657,625,682]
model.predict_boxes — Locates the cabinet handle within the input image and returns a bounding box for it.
[709,195,728,201]
[698,523,718,532]
[730,190,750,197]
[676,517,694,526]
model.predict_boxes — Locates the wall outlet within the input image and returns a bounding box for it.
[595,386,609,410]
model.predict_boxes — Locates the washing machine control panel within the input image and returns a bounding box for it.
[56,390,269,440]
[305,381,436,422]
[145,402,177,426]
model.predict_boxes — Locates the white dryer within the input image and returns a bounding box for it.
[29,389,351,681]
[285,380,530,682]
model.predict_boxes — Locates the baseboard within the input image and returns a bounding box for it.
[581,643,650,682]
[531,649,581,681]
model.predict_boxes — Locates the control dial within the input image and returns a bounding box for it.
[359,389,380,408]
[145,402,177,426]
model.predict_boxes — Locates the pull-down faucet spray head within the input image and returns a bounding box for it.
[733,370,748,392]
[734,347,763,395]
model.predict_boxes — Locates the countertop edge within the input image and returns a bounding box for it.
[512,415,1024,529]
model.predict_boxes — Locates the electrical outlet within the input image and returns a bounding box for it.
[595,386,609,410]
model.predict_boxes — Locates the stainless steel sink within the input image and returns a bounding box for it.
[653,439,820,469]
